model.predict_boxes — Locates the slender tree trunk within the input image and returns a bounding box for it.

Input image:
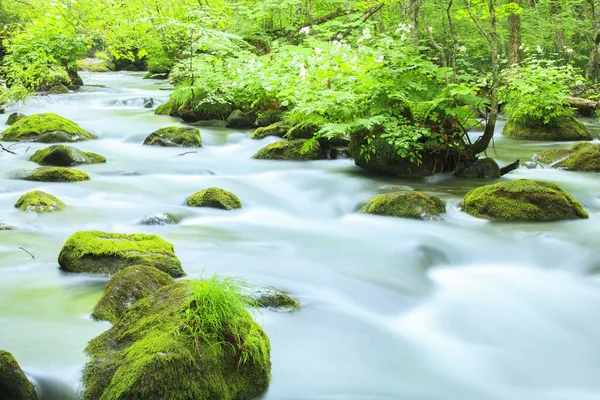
[446,0,458,81]
[507,0,522,65]
[410,0,420,47]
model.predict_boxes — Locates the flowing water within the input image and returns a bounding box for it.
[1,72,600,400]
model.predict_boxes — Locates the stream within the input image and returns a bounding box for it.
[1,72,600,400]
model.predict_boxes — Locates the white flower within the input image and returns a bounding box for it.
[536,45,543,53]
[231,81,237,87]
[566,48,574,54]
[248,58,256,65]
[265,86,272,91]
[457,45,467,53]
[299,66,307,78]
[395,23,412,34]
[299,26,310,35]
[427,26,433,33]
[362,27,371,39]
[400,33,406,41]
[482,79,488,86]
[375,55,384,63]
[315,47,323,55]
[337,33,343,39]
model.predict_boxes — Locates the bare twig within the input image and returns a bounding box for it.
[174,151,198,157]
[0,144,17,155]
[25,146,30,153]
[19,247,35,259]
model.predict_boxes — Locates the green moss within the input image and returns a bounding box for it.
[143,126,202,147]
[255,110,283,127]
[456,158,501,179]
[47,85,69,94]
[534,143,600,171]
[186,188,242,210]
[77,58,112,72]
[155,101,178,116]
[225,110,254,129]
[6,113,26,126]
[30,145,106,166]
[247,288,301,312]
[285,124,318,140]
[462,179,589,221]
[534,148,574,165]
[15,190,65,213]
[83,278,271,400]
[0,113,96,142]
[148,57,174,74]
[92,265,174,323]
[139,213,181,226]
[0,223,16,231]
[502,116,592,141]
[19,167,90,182]
[360,191,446,220]
[252,139,321,161]
[58,231,185,277]
[0,350,38,400]
[250,122,290,140]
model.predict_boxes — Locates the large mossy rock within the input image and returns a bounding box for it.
[83,279,271,400]
[19,167,90,182]
[15,190,65,213]
[252,139,322,161]
[92,265,174,323]
[143,126,202,147]
[186,187,242,210]
[154,100,233,122]
[0,113,96,143]
[76,58,112,72]
[348,131,461,178]
[502,116,592,141]
[250,122,290,140]
[535,142,600,172]
[360,191,446,220]
[462,179,589,221]
[0,350,38,400]
[225,110,254,129]
[6,113,26,126]
[456,158,501,179]
[58,231,185,277]
[30,145,106,166]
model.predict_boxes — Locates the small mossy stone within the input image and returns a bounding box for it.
[143,126,202,147]
[456,158,501,179]
[15,190,65,213]
[139,213,180,226]
[58,230,185,277]
[252,139,322,161]
[47,84,69,94]
[6,113,26,126]
[0,350,38,400]
[82,280,271,400]
[186,187,242,210]
[0,113,96,143]
[502,116,592,141]
[92,265,174,323]
[18,167,90,182]
[225,110,254,129]
[251,122,290,140]
[462,179,589,221]
[246,288,301,312]
[30,145,106,166]
[360,191,446,220]
[0,223,15,231]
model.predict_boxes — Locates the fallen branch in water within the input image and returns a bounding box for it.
[0,143,17,155]
[174,151,198,157]
[500,159,520,176]
[19,247,35,259]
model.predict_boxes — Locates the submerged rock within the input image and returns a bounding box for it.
[456,158,501,179]
[462,179,589,221]
[92,265,174,323]
[47,85,69,95]
[15,190,65,213]
[225,110,253,129]
[139,213,180,226]
[246,288,301,312]
[6,113,26,126]
[0,113,96,143]
[143,126,202,147]
[186,187,242,210]
[18,167,90,182]
[0,350,38,400]
[0,223,15,231]
[58,231,185,277]
[361,191,446,220]
[250,122,290,140]
[83,279,271,400]
[502,116,592,141]
[535,142,600,172]
[29,145,106,166]
[252,139,321,161]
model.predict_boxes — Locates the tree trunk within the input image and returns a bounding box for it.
[507,0,522,65]
[410,0,420,47]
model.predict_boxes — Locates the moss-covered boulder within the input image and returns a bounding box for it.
[15,190,65,213]
[186,187,242,210]
[535,142,600,172]
[0,113,96,143]
[6,113,25,126]
[255,110,283,127]
[83,278,271,400]
[251,122,290,140]
[0,223,15,231]
[0,350,38,400]
[225,110,254,129]
[29,145,106,166]
[139,213,180,226]
[76,58,112,72]
[143,126,202,147]
[155,100,233,122]
[155,101,178,116]
[503,116,592,141]
[58,231,185,277]
[47,85,69,95]
[462,179,589,221]
[252,139,322,161]
[246,288,301,312]
[92,265,174,323]
[456,158,501,179]
[360,191,446,220]
[18,167,90,182]
[286,124,318,140]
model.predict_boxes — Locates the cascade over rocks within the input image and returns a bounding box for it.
[0,113,96,143]
[186,187,242,210]
[462,179,589,221]
[0,350,38,400]
[535,142,600,172]
[252,139,322,160]
[58,231,185,277]
[502,116,592,141]
[15,190,65,213]
[30,145,106,166]
[360,191,446,220]
[143,126,202,147]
